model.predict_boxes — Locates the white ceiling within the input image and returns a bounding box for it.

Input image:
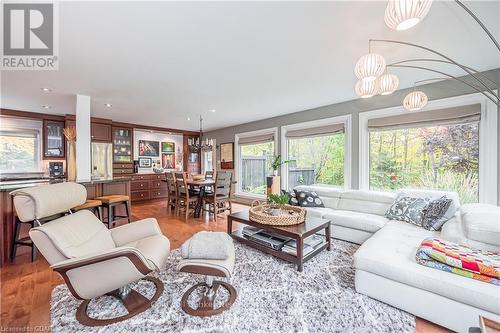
[1,1,499,131]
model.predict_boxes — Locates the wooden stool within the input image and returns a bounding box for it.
[94,195,131,228]
[11,217,37,262]
[72,199,102,220]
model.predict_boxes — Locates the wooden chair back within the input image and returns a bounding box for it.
[205,170,215,180]
[165,172,177,195]
[215,171,232,197]
[174,172,188,196]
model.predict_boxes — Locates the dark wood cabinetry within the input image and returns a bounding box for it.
[91,122,112,142]
[112,127,133,175]
[183,135,200,174]
[130,174,168,202]
[43,120,65,159]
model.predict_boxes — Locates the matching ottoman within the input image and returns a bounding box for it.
[177,231,237,317]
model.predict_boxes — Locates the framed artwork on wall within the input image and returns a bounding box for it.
[161,142,175,153]
[220,142,234,169]
[138,140,159,157]
[162,153,175,169]
[138,157,152,168]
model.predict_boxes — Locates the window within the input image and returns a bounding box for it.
[282,115,351,191]
[369,123,479,203]
[202,150,213,173]
[360,99,499,204]
[0,129,41,173]
[236,129,277,196]
[287,133,344,189]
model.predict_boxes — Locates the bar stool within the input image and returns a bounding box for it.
[94,195,131,228]
[71,199,102,220]
[11,217,37,262]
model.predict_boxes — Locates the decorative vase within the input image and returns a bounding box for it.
[67,142,76,181]
[273,169,278,176]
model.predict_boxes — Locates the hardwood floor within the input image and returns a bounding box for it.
[1,199,450,332]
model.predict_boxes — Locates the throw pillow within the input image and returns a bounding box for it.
[385,194,430,226]
[294,190,325,208]
[421,196,453,231]
[281,190,299,206]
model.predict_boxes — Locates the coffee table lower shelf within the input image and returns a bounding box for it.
[227,211,331,272]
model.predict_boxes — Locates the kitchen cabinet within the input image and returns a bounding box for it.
[91,122,112,142]
[43,120,65,159]
[112,127,133,174]
[130,173,168,202]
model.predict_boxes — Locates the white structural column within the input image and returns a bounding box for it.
[75,94,91,182]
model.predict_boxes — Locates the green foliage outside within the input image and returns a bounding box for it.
[0,135,38,172]
[288,134,344,188]
[369,123,479,204]
[240,142,274,195]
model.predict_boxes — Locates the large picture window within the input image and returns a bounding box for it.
[239,141,274,195]
[236,130,276,196]
[367,104,480,204]
[287,133,344,189]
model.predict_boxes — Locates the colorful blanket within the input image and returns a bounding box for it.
[416,238,500,286]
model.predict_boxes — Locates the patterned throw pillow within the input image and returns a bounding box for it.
[282,190,299,206]
[294,190,325,208]
[385,195,430,226]
[421,196,453,231]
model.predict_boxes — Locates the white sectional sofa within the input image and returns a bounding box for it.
[294,185,500,333]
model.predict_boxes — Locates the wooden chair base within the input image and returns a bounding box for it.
[180,281,237,317]
[76,276,164,327]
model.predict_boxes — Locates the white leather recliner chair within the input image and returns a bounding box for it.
[11,182,170,326]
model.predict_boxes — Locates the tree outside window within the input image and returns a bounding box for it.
[287,134,344,189]
[369,123,479,203]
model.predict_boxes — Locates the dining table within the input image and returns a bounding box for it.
[186,178,216,218]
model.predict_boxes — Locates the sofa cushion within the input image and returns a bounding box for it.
[323,210,389,233]
[281,189,299,206]
[337,190,396,216]
[385,194,430,226]
[421,196,454,231]
[401,189,460,223]
[294,185,342,209]
[354,220,500,315]
[461,204,500,247]
[305,207,334,219]
[294,190,325,207]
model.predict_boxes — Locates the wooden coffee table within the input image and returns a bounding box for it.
[227,210,331,272]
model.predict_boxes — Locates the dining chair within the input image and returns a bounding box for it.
[165,172,177,211]
[174,172,198,220]
[204,170,215,193]
[202,171,232,222]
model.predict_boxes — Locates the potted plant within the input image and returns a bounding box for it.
[271,155,295,176]
[267,193,289,216]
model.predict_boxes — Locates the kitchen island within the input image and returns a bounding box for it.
[0,177,131,267]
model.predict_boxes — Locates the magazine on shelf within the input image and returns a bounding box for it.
[282,235,326,256]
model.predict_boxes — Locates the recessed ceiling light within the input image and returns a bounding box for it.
[41,87,52,92]
[104,103,112,107]
[187,117,191,121]
[211,109,216,113]
[42,105,51,109]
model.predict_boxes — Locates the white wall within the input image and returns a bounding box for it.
[133,129,183,173]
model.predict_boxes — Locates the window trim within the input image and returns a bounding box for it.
[234,127,278,199]
[280,115,352,191]
[359,92,498,204]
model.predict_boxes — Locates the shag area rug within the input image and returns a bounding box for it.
[51,240,415,333]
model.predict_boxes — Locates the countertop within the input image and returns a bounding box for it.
[0,177,131,192]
